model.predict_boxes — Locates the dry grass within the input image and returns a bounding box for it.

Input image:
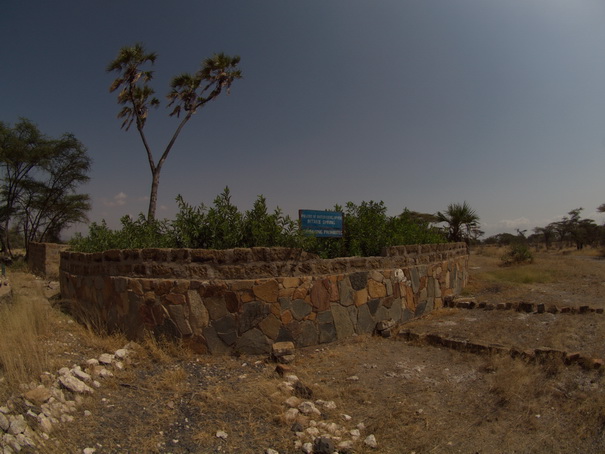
[0,283,52,394]
[481,266,558,284]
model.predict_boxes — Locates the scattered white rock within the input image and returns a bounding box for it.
[61,414,74,423]
[114,349,129,359]
[83,448,96,454]
[72,368,92,383]
[215,430,228,440]
[364,434,378,448]
[98,354,114,365]
[8,415,28,435]
[38,415,53,434]
[346,375,359,381]
[298,401,320,416]
[284,396,300,408]
[59,375,94,394]
[284,374,299,384]
[315,399,336,410]
[284,408,299,423]
[302,442,313,454]
[265,449,279,454]
[97,368,113,379]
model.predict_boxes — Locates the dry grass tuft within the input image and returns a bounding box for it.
[0,287,52,393]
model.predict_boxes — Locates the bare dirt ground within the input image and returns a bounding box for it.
[2,247,605,453]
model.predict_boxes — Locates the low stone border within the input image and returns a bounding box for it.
[445,296,605,315]
[398,329,604,370]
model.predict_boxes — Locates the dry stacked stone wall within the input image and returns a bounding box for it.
[28,242,70,279]
[59,243,468,355]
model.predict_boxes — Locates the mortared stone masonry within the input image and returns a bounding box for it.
[57,243,469,354]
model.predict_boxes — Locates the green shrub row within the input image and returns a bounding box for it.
[70,188,445,258]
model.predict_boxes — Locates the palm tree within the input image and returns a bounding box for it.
[436,202,480,243]
[107,44,242,220]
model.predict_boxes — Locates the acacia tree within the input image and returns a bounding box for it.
[436,202,480,243]
[533,224,556,250]
[0,119,91,256]
[18,135,91,251]
[107,43,242,220]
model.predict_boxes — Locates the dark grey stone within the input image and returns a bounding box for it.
[202,326,232,355]
[388,299,403,321]
[125,292,144,340]
[204,295,228,320]
[275,325,295,343]
[410,268,420,293]
[347,305,358,326]
[153,317,181,339]
[402,309,415,322]
[212,314,237,346]
[239,300,270,334]
[319,322,337,344]
[279,297,292,312]
[167,304,192,336]
[296,320,318,347]
[291,299,312,321]
[367,298,380,316]
[317,311,334,324]
[357,304,375,334]
[313,437,335,454]
[374,305,389,323]
[235,328,271,355]
[338,278,355,306]
[349,272,368,291]
[331,303,355,339]
[425,297,435,313]
[293,380,313,399]
[415,301,427,317]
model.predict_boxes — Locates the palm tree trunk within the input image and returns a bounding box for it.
[148,168,160,220]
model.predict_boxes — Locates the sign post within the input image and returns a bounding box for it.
[299,210,343,238]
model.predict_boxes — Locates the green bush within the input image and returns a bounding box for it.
[70,215,174,253]
[500,243,534,266]
[70,189,446,256]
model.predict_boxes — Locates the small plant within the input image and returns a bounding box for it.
[500,243,534,266]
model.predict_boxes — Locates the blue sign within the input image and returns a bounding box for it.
[299,210,343,237]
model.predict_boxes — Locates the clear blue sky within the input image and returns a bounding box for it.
[2,0,605,238]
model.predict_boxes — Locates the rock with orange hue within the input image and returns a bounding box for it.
[253,280,279,303]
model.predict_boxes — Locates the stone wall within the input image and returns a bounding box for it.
[28,242,70,279]
[59,243,469,355]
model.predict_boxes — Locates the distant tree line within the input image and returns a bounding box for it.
[71,188,469,257]
[0,119,91,257]
[484,207,605,250]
